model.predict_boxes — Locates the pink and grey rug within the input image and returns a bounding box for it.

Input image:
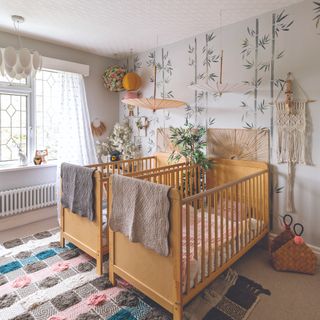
[0,229,270,320]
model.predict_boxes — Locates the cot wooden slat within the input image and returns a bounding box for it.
[220,190,223,267]
[201,198,205,282]
[186,203,191,294]
[208,196,212,274]
[214,192,218,271]
[225,188,229,261]
[231,185,234,257]
[194,199,198,261]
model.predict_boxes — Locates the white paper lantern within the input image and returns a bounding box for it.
[0,16,42,80]
[0,49,3,76]
[32,51,41,70]
[15,62,24,75]
[4,47,17,67]
[19,48,31,68]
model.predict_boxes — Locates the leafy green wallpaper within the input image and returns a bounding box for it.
[119,0,320,247]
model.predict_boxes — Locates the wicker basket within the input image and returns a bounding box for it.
[272,239,317,274]
[270,214,294,253]
[271,223,317,275]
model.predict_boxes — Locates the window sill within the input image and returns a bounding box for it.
[0,162,57,173]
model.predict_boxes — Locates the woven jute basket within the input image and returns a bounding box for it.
[270,214,294,253]
[272,239,317,274]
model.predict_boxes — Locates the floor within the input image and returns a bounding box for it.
[0,216,59,243]
[0,219,319,320]
[233,247,320,320]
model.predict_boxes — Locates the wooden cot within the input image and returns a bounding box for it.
[60,156,158,275]
[108,158,270,320]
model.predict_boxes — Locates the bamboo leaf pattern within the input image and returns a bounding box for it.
[259,62,271,72]
[257,99,269,114]
[243,122,255,129]
[274,78,286,90]
[208,117,215,126]
[314,1,320,28]
[274,185,284,193]
[146,51,156,67]
[276,50,285,59]
[133,56,142,71]
[275,10,294,36]
[258,34,270,49]
[243,59,254,69]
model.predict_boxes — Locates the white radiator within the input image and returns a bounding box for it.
[0,183,56,217]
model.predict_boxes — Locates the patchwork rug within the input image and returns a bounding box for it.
[0,229,270,320]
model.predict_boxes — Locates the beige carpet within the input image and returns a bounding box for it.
[233,246,320,320]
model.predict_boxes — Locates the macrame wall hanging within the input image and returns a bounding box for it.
[275,72,312,213]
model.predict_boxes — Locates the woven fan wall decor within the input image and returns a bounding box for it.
[207,128,270,162]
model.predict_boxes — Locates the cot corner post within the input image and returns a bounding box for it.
[95,171,103,275]
[60,206,65,248]
[173,304,183,320]
[108,178,116,285]
[172,189,183,320]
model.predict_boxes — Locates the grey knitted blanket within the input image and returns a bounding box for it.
[110,174,171,256]
[61,163,96,221]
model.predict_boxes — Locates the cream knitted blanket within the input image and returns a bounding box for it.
[110,174,171,256]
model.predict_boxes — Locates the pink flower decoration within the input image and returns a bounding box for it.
[12,275,31,288]
[87,293,107,306]
[48,317,66,320]
[51,261,70,272]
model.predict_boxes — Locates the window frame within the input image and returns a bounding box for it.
[0,84,32,165]
[0,70,57,166]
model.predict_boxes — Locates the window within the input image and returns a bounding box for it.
[0,93,27,161]
[35,70,61,161]
[0,69,61,165]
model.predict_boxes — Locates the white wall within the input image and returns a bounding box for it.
[0,30,120,191]
[120,0,320,247]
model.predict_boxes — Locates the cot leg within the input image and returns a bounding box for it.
[60,206,65,248]
[173,304,183,320]
[109,266,115,286]
[60,234,65,248]
[96,254,103,276]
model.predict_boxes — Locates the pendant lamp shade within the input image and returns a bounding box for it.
[122,97,186,112]
[122,65,186,112]
[0,16,42,80]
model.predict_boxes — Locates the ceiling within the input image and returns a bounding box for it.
[0,0,302,58]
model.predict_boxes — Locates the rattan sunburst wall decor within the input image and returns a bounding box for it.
[207,128,270,162]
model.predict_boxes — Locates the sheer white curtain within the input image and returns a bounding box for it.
[57,72,97,165]
[56,72,97,218]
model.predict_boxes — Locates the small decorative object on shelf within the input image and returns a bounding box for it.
[33,149,48,165]
[91,118,106,137]
[110,150,121,162]
[123,91,139,116]
[103,65,127,92]
[33,152,42,165]
[18,148,28,166]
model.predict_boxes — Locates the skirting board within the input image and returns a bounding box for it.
[0,206,56,232]
[269,233,320,265]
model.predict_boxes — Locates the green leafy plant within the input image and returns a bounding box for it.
[168,122,212,170]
